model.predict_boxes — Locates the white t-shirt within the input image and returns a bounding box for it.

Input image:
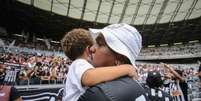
[63,59,93,101]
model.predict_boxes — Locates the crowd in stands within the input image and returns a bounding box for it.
[0,47,71,85]
[137,63,199,84]
[0,37,201,85]
[139,43,201,59]
[1,37,201,59]
[137,63,201,100]
[1,52,200,100]
[0,37,62,52]
[0,37,201,101]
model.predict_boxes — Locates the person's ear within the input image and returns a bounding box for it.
[85,46,93,56]
[89,45,96,54]
[85,46,93,62]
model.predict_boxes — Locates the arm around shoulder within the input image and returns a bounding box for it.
[81,64,136,86]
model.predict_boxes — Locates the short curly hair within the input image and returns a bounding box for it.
[61,28,93,61]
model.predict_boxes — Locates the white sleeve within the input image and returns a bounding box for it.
[73,60,94,86]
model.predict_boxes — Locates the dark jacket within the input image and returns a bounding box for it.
[78,77,148,101]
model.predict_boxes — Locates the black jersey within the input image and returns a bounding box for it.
[144,86,173,101]
[78,77,148,101]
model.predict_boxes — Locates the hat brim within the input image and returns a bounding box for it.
[89,28,136,67]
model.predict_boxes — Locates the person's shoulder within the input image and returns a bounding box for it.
[69,58,93,71]
[98,77,143,87]
[71,59,90,65]
[70,59,92,67]
[96,77,147,99]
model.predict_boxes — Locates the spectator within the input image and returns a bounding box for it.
[163,63,188,101]
[61,28,137,101]
[145,71,172,101]
[0,64,23,101]
[78,23,147,101]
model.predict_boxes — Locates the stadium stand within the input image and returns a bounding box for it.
[0,0,201,101]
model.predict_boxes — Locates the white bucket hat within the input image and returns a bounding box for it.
[89,23,142,67]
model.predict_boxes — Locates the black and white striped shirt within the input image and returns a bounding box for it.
[145,86,173,101]
[163,80,186,101]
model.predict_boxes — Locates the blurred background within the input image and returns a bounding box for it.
[0,0,201,101]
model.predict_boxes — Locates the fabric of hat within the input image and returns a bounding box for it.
[90,23,142,67]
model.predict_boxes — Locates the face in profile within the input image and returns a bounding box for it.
[90,43,116,67]
[90,34,116,67]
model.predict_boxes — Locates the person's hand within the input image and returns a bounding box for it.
[160,62,166,69]
[160,62,168,68]
[161,63,172,70]
[164,72,173,79]
[127,65,139,80]
[164,64,170,68]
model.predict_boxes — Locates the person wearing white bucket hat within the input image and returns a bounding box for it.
[61,28,140,101]
[78,23,147,101]
[90,23,142,67]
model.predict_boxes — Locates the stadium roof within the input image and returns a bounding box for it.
[0,0,201,46]
[17,0,201,25]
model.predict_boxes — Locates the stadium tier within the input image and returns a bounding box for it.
[0,0,201,101]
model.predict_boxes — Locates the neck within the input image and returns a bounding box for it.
[77,52,88,60]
